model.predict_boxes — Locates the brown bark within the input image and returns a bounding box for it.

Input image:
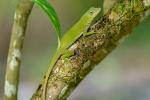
[31,0,150,100]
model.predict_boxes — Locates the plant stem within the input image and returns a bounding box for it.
[4,0,33,100]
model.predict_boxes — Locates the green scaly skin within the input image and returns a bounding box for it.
[43,7,101,100]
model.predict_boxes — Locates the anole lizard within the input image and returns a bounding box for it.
[43,7,101,100]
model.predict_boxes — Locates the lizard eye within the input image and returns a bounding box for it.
[90,11,94,15]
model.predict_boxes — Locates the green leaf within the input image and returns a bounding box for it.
[33,0,62,40]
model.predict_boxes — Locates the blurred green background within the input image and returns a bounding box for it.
[0,0,150,100]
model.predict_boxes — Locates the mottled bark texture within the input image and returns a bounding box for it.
[30,0,150,100]
[4,0,33,100]
[103,0,119,14]
[31,0,150,100]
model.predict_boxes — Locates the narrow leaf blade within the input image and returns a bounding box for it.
[33,0,62,40]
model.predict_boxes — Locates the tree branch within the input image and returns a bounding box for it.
[103,0,118,14]
[31,0,150,100]
[4,0,33,99]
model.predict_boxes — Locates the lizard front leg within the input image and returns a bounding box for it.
[62,50,74,59]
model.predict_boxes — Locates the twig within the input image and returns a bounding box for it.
[4,0,33,99]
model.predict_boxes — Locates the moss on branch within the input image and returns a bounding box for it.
[31,0,150,100]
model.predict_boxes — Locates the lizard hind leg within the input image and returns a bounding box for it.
[83,30,96,37]
[62,50,74,61]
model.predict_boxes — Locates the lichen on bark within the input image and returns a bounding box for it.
[4,0,33,100]
[30,0,150,100]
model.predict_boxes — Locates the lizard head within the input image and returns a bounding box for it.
[79,7,101,28]
[88,7,101,17]
[85,7,101,22]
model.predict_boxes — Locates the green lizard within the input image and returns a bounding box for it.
[43,7,101,99]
